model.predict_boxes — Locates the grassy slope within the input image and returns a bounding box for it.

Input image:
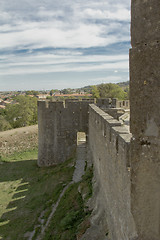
[0,149,93,240]
[0,149,75,240]
[43,167,93,240]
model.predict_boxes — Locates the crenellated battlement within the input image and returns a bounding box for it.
[88,104,135,239]
[38,99,95,110]
[96,98,130,109]
[38,99,94,166]
[38,97,134,238]
[89,104,131,156]
[37,0,160,238]
[38,98,129,112]
[38,98,130,166]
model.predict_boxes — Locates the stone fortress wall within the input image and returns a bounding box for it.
[38,0,160,239]
[129,0,160,239]
[38,98,129,167]
[88,104,136,240]
[38,93,160,240]
[38,99,94,166]
[38,94,160,240]
[38,98,136,239]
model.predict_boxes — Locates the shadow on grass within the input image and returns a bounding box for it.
[0,158,74,240]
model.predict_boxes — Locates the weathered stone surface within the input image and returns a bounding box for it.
[80,176,109,240]
[130,138,160,240]
[131,0,160,46]
[88,104,137,240]
[130,45,160,138]
[38,99,130,167]
[130,0,160,239]
[37,0,160,238]
[38,100,94,166]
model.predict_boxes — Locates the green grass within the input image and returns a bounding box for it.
[80,166,93,202]
[43,183,85,240]
[0,148,38,162]
[0,148,93,240]
[0,149,75,240]
[43,166,93,240]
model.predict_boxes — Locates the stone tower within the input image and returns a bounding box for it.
[38,99,94,166]
[130,0,160,239]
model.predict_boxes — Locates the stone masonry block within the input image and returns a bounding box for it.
[131,0,160,46]
[130,45,160,138]
[130,138,160,240]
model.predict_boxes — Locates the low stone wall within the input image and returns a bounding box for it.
[88,104,137,239]
[96,98,130,109]
[103,108,126,120]
[0,125,38,157]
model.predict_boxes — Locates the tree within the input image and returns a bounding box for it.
[26,90,39,96]
[0,116,11,131]
[97,83,127,100]
[50,89,59,96]
[91,85,100,98]
[5,95,38,128]
[50,89,54,96]
[124,86,129,100]
[61,88,73,94]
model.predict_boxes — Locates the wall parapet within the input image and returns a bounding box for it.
[89,104,131,160]
[88,104,136,239]
[38,99,94,166]
[96,98,130,109]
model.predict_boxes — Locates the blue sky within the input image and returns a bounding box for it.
[0,0,131,91]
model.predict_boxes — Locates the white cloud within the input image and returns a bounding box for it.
[0,20,129,50]
[37,8,64,19]
[0,11,11,22]
[0,0,130,50]
[0,53,129,67]
[0,0,131,89]
[80,8,130,21]
[90,76,123,83]
[0,58,129,76]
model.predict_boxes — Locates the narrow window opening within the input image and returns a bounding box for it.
[77,132,86,146]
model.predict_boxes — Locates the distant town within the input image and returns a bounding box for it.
[0,87,92,110]
[0,81,129,110]
[0,82,129,132]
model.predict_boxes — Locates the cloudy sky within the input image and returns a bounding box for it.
[0,0,131,91]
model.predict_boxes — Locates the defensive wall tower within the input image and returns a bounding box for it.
[38,98,132,239]
[37,0,160,238]
[130,0,160,239]
[38,99,95,166]
[37,98,128,167]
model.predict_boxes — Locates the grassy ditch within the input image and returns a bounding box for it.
[43,166,93,240]
[0,149,75,240]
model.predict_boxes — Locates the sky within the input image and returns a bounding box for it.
[0,0,131,91]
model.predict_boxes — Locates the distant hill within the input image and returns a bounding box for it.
[77,81,129,93]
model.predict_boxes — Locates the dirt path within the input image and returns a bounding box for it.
[72,141,86,183]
